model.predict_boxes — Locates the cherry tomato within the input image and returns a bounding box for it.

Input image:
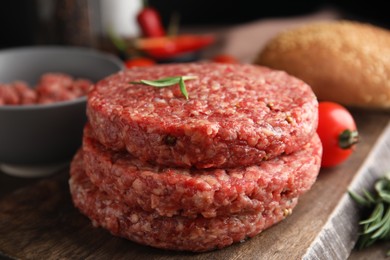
[124,57,156,69]
[137,5,165,38]
[211,54,239,63]
[317,101,359,168]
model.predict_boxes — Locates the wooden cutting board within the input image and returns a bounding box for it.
[0,110,389,260]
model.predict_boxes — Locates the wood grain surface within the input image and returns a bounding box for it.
[0,110,389,260]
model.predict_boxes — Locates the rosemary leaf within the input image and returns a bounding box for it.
[360,203,384,225]
[130,75,197,99]
[375,179,388,193]
[371,208,390,239]
[179,76,189,100]
[139,78,180,87]
[378,191,390,203]
[363,189,377,204]
[349,190,371,206]
[349,173,390,256]
[181,75,198,81]
[365,204,387,235]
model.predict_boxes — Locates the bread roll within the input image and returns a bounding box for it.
[254,21,390,109]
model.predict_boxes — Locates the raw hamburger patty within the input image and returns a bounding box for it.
[82,125,322,218]
[87,63,318,168]
[69,151,300,252]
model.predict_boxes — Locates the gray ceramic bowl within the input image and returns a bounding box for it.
[0,46,123,177]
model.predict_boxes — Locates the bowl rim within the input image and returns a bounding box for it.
[0,45,123,111]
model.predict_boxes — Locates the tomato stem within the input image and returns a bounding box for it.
[339,129,359,149]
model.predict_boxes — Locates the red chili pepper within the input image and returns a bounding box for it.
[137,1,165,38]
[135,34,215,59]
[124,57,156,69]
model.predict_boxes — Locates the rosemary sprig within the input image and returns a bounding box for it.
[349,172,390,256]
[130,76,197,100]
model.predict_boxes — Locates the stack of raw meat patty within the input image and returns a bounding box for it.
[69,63,322,252]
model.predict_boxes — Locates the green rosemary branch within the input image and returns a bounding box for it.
[349,172,390,256]
[130,75,197,100]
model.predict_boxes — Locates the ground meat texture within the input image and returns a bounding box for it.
[12,81,37,104]
[70,79,92,97]
[69,150,300,252]
[87,63,318,168]
[36,73,76,103]
[0,84,19,105]
[36,73,91,104]
[82,125,322,218]
[0,81,37,105]
[0,73,92,106]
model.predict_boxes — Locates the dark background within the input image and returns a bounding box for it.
[0,0,389,49]
[150,0,390,28]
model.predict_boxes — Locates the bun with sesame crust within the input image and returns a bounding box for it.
[254,20,390,110]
